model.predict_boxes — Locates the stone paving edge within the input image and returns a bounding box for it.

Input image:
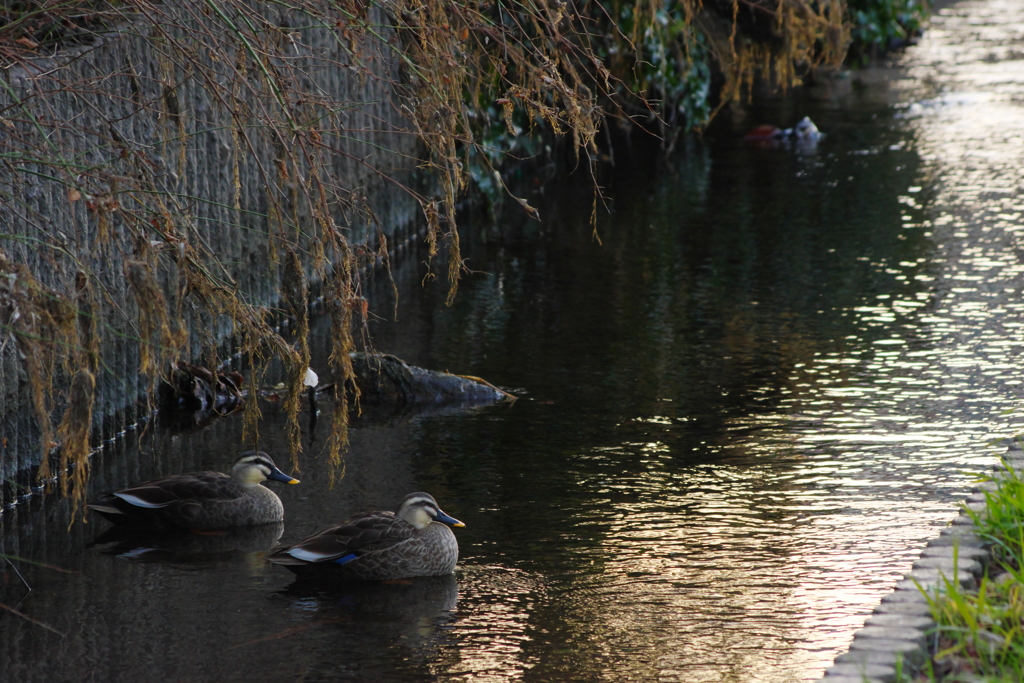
[817,441,1022,682]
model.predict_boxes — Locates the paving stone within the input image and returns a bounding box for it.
[872,598,932,617]
[951,514,976,526]
[940,525,985,539]
[824,662,896,679]
[820,675,887,683]
[834,649,903,668]
[927,532,985,548]
[920,544,987,561]
[855,625,926,646]
[849,637,919,655]
[913,555,982,575]
[902,572,978,590]
[907,567,973,581]
[863,613,933,630]
[906,567,975,590]
[850,639,926,670]
[894,577,946,592]
[880,589,931,605]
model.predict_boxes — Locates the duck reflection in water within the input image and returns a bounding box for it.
[263,573,459,665]
[90,521,285,563]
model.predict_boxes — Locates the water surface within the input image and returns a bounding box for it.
[3,1,1024,680]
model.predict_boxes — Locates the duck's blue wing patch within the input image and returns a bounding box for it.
[332,553,358,565]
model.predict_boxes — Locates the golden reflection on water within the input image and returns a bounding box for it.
[429,567,545,681]
[438,436,962,680]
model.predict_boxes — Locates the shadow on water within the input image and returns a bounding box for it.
[5,2,1024,679]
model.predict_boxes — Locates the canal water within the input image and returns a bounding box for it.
[3,0,1024,680]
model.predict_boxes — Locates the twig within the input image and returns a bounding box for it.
[0,602,66,637]
[3,554,31,592]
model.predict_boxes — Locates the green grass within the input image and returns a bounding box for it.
[901,462,1024,681]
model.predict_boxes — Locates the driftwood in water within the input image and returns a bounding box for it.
[347,353,513,407]
[156,354,511,433]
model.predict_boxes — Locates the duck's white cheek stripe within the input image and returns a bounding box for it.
[113,492,171,509]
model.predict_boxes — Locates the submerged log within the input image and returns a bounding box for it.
[156,354,513,434]
[347,353,514,407]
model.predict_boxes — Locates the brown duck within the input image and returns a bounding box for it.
[267,492,464,580]
[88,451,299,530]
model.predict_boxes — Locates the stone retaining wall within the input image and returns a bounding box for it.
[0,6,421,503]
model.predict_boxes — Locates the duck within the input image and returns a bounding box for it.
[267,492,464,580]
[88,451,299,530]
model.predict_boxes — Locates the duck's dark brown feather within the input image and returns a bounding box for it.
[139,471,249,503]
[89,465,287,530]
[273,512,412,562]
